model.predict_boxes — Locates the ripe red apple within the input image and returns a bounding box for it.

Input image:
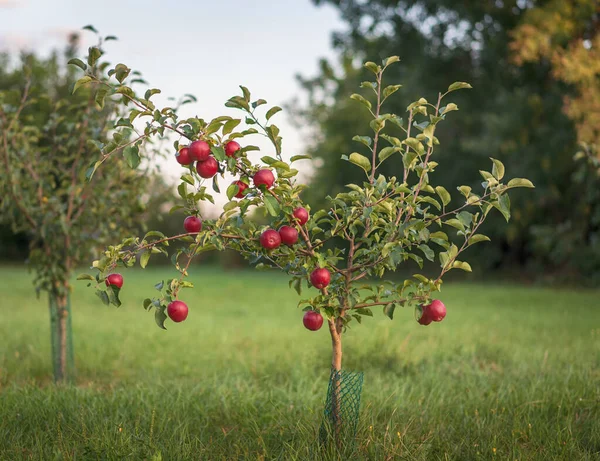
[105,273,123,289]
[176,147,193,165]
[196,157,219,178]
[310,268,331,289]
[167,300,188,323]
[184,216,202,233]
[253,169,275,189]
[189,140,211,161]
[293,207,309,226]
[425,300,446,322]
[279,225,298,245]
[225,141,241,157]
[260,229,281,250]
[232,180,248,198]
[417,306,433,326]
[303,311,323,331]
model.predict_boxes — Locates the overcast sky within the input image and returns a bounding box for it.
[0,0,344,208]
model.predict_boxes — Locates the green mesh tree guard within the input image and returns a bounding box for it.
[319,368,364,446]
[49,292,75,382]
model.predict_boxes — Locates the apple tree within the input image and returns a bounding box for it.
[74,46,533,432]
[0,33,159,382]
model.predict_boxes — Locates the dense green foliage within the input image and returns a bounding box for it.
[299,0,599,281]
[73,46,529,343]
[1,267,598,459]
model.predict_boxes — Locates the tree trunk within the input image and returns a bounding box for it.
[49,281,74,383]
[328,318,343,440]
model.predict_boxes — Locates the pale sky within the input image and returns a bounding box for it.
[0,0,344,209]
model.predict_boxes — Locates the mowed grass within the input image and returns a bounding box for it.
[0,266,598,460]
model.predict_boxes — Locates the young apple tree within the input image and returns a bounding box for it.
[0,33,163,382]
[75,47,533,411]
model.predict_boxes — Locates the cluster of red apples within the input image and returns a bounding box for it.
[176,139,275,199]
[104,139,448,330]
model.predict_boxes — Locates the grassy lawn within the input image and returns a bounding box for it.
[0,265,598,460]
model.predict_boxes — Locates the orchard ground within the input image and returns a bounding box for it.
[0,266,598,460]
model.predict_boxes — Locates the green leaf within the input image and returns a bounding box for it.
[266,106,282,120]
[181,174,194,186]
[447,82,472,92]
[226,183,238,201]
[442,103,458,113]
[352,135,372,148]
[403,150,417,170]
[364,61,380,74]
[239,85,251,101]
[445,219,465,231]
[494,194,511,221]
[293,278,302,296]
[140,251,151,269]
[263,194,280,217]
[491,158,505,180]
[73,76,92,94]
[382,84,402,100]
[82,25,98,33]
[350,93,372,110]
[144,88,161,100]
[348,153,371,174]
[107,285,121,308]
[452,261,472,272]
[377,146,395,163]
[68,58,87,71]
[507,178,534,189]
[290,155,312,162]
[383,303,396,320]
[418,244,435,262]
[87,46,102,66]
[211,145,226,161]
[77,273,95,281]
[457,211,474,228]
[222,119,241,136]
[95,290,109,306]
[384,56,400,66]
[403,137,425,156]
[143,298,152,310]
[261,156,278,165]
[468,234,491,245]
[435,186,451,206]
[94,88,107,110]
[155,308,167,330]
[123,145,140,169]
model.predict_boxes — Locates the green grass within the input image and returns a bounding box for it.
[0,266,598,460]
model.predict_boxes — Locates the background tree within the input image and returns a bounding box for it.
[510,0,600,281]
[0,33,164,382]
[297,0,597,280]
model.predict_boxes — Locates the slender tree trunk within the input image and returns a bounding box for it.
[50,280,73,383]
[328,317,343,440]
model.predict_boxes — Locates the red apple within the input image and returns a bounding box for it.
[293,207,309,226]
[253,169,275,189]
[176,147,193,165]
[189,140,211,161]
[418,306,433,326]
[425,300,446,322]
[184,216,202,233]
[310,268,331,289]
[260,229,281,250]
[225,141,241,157]
[167,300,188,323]
[232,180,248,198]
[196,157,219,178]
[303,311,323,331]
[279,225,298,246]
[105,273,123,289]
